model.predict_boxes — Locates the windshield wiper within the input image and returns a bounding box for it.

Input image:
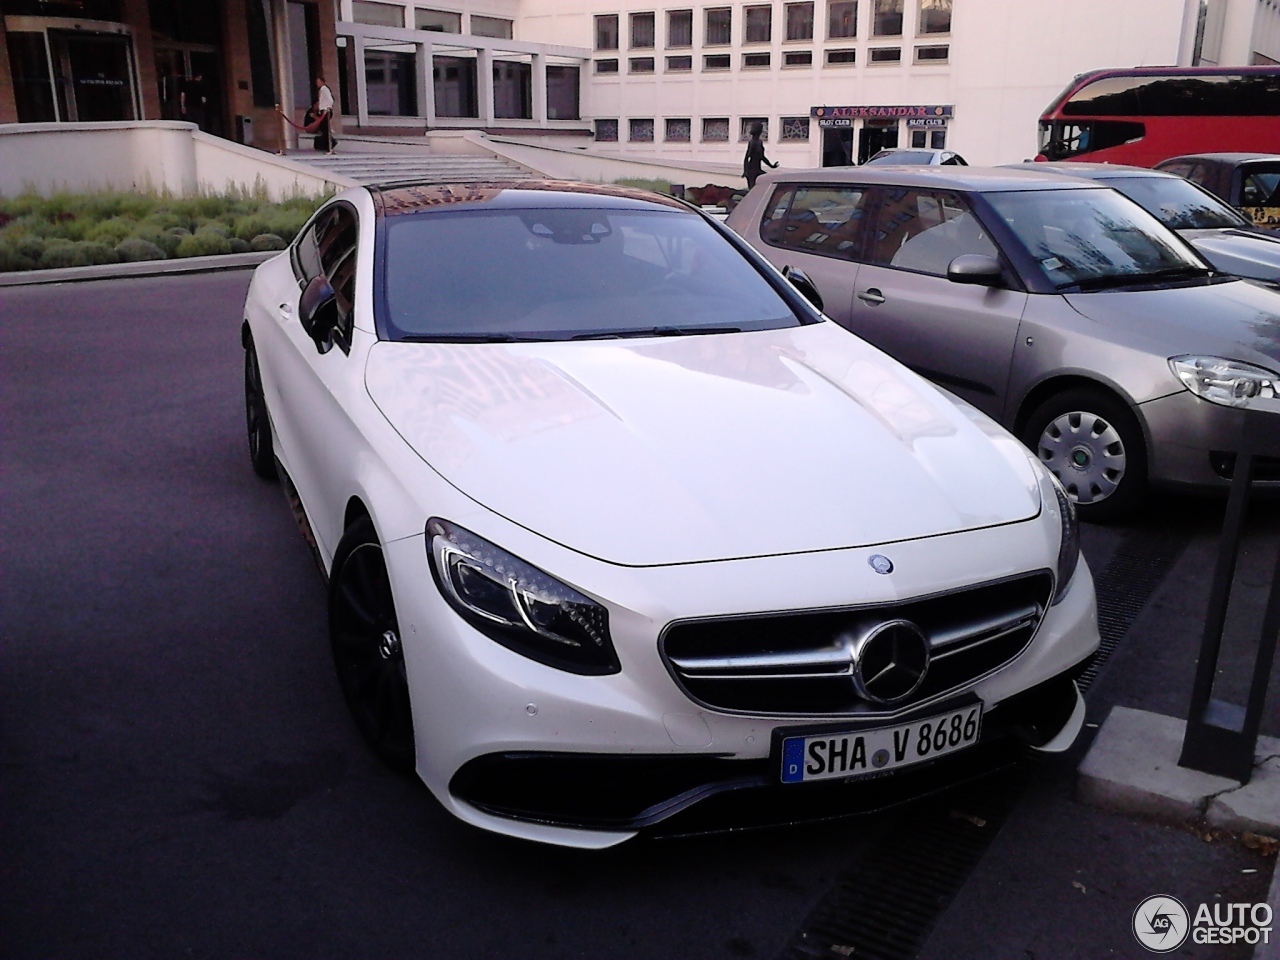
[398,333,556,343]
[570,325,744,340]
[1057,265,1211,292]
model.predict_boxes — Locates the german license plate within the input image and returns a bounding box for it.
[780,703,982,783]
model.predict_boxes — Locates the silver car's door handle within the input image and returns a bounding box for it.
[857,288,886,305]
[278,302,294,317]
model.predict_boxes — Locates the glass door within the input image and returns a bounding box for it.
[49,30,138,121]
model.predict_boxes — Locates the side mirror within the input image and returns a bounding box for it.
[299,274,337,351]
[947,254,1004,287]
[782,265,825,312]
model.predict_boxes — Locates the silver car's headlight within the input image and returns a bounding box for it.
[1048,473,1080,605]
[1170,356,1280,411]
[426,518,619,675]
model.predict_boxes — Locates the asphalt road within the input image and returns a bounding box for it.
[2,272,1275,959]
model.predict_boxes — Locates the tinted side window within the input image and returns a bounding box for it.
[1063,73,1280,116]
[760,184,869,259]
[316,205,359,346]
[293,216,323,284]
[867,189,998,276]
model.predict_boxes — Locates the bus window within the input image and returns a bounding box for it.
[1038,120,1143,160]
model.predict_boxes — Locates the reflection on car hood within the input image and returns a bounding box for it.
[1062,280,1280,367]
[365,324,1040,566]
[1182,228,1280,284]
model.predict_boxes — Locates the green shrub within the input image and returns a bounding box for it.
[228,237,250,254]
[115,237,166,262]
[39,239,119,268]
[0,246,40,272]
[175,229,233,258]
[87,217,137,245]
[249,233,286,252]
[195,221,231,238]
[613,178,673,195]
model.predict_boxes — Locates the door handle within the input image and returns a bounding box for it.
[278,302,294,316]
[857,288,886,305]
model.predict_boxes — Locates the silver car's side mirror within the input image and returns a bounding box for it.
[947,254,1003,287]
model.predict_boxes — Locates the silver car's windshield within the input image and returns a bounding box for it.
[1104,176,1248,230]
[382,207,803,341]
[985,188,1210,291]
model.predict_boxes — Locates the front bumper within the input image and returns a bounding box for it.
[1140,390,1280,490]
[384,514,1099,848]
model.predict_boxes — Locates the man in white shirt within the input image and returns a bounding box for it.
[314,74,336,154]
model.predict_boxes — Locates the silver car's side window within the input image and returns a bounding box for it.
[869,188,997,276]
[760,184,869,260]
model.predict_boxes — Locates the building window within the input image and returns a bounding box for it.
[915,44,948,62]
[869,46,901,62]
[785,3,814,40]
[595,58,619,74]
[740,117,768,140]
[743,52,771,68]
[666,117,692,141]
[668,9,693,46]
[631,12,656,48]
[872,0,902,36]
[931,128,947,149]
[705,8,732,45]
[703,117,730,140]
[825,48,856,64]
[784,50,813,65]
[919,0,951,34]
[911,129,927,148]
[744,5,772,43]
[630,118,655,141]
[595,14,619,50]
[827,0,857,38]
[471,15,513,38]
[352,1,405,27]
[781,116,811,139]
[547,64,580,119]
[666,55,693,70]
[629,56,656,72]
[415,8,461,32]
[595,118,619,141]
[703,53,731,69]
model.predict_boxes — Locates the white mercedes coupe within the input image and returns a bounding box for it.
[241,181,1100,848]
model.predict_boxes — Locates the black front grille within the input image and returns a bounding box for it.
[661,571,1054,716]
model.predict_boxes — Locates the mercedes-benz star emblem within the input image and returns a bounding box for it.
[868,554,894,575]
[851,619,930,704]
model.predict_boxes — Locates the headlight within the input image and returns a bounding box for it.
[1170,356,1280,411]
[426,519,619,675]
[1049,474,1080,605]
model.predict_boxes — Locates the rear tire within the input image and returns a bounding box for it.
[329,516,417,773]
[1021,388,1147,523]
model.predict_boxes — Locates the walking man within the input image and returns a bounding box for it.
[743,121,778,189]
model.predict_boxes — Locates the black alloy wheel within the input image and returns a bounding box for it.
[1022,387,1148,523]
[244,343,277,480]
[329,516,417,773]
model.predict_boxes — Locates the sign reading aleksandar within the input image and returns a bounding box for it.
[811,105,953,127]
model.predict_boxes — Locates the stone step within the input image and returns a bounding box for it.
[292,152,533,184]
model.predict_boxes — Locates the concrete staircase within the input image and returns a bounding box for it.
[293,151,536,185]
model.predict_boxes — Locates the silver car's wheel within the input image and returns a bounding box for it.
[1022,388,1147,523]
[1036,410,1126,504]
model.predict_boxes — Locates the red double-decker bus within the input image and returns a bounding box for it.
[1035,66,1280,166]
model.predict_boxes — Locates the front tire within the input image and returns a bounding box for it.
[329,516,417,773]
[1022,387,1147,523]
[244,343,277,480]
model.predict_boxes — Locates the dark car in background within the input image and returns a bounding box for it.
[727,166,1280,521]
[1019,162,1280,286]
[1154,153,1280,232]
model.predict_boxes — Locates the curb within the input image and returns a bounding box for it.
[0,251,277,288]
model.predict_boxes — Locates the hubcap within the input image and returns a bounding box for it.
[1037,410,1126,504]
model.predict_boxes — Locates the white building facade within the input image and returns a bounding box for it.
[337,0,1280,166]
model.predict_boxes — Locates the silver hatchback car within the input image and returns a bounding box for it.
[727,167,1280,520]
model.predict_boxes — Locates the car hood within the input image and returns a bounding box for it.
[365,324,1041,566]
[1182,228,1280,284]
[1062,280,1280,368]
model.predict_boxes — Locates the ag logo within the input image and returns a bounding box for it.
[1133,895,1190,953]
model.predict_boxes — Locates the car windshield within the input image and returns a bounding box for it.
[1103,176,1248,230]
[381,206,803,341]
[868,152,936,165]
[984,188,1210,291]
